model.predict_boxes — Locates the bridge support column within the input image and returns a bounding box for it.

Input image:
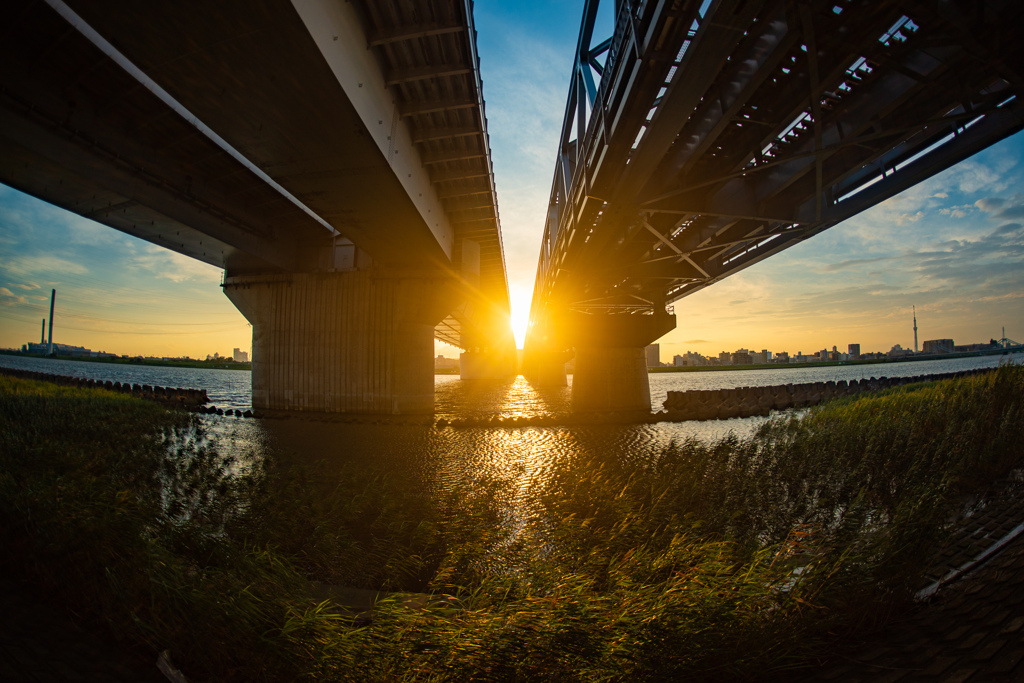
[572,347,650,412]
[459,349,517,380]
[521,351,568,386]
[223,271,450,414]
[567,310,676,413]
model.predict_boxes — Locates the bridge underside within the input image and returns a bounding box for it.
[526,0,1024,411]
[0,0,514,412]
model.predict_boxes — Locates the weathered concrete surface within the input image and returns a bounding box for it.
[225,270,452,414]
[572,347,652,413]
[459,350,517,380]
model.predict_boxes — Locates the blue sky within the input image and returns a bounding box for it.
[1,1,1022,359]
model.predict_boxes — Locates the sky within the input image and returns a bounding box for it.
[1,2,1023,360]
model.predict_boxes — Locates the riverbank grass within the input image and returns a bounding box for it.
[1,367,1023,680]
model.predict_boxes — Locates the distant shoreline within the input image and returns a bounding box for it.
[4,346,1018,376]
[648,347,1019,373]
[0,350,250,371]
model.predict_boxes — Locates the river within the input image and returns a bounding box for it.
[3,352,1018,419]
[5,350,1022,538]
[3,352,1021,483]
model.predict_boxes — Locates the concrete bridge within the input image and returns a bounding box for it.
[0,0,516,414]
[524,0,1024,412]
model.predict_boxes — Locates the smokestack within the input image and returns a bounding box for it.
[48,289,55,355]
[41,318,45,344]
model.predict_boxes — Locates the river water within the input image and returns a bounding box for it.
[4,352,1017,419]
[4,353,1021,505]
[4,352,1019,540]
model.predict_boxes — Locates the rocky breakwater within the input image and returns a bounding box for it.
[661,368,992,422]
[0,366,208,409]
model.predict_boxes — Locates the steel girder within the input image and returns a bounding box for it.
[526,0,1024,353]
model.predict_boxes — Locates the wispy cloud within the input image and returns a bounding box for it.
[0,286,28,305]
[128,245,221,284]
[822,256,895,272]
[0,254,89,277]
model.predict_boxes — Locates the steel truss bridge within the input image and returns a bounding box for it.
[525,0,1024,367]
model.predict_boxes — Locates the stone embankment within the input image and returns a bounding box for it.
[0,366,208,409]
[662,367,992,421]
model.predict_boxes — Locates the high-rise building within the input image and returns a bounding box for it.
[922,339,954,354]
[731,351,752,365]
[645,344,661,367]
[233,348,249,363]
[848,343,860,358]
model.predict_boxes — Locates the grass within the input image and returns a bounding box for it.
[1,366,1023,680]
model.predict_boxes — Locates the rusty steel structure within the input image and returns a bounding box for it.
[526,0,1024,361]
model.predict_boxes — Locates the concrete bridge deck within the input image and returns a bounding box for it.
[0,0,515,414]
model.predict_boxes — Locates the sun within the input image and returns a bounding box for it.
[509,285,532,349]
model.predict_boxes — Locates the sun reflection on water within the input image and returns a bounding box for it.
[434,374,573,420]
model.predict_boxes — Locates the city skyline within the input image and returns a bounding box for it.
[2,1,1023,359]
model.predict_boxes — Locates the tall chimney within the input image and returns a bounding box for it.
[41,318,45,344]
[47,289,55,355]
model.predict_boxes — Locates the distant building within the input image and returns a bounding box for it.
[888,344,911,358]
[719,351,732,365]
[848,343,861,358]
[954,341,998,353]
[673,351,708,367]
[233,347,249,363]
[775,351,789,363]
[922,339,954,354]
[435,355,459,370]
[645,344,661,367]
[731,351,752,365]
[23,342,105,357]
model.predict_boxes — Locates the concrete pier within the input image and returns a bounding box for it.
[521,350,569,387]
[571,347,651,413]
[459,349,517,380]
[224,271,449,414]
[564,309,675,413]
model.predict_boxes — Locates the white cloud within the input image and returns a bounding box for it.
[0,254,89,277]
[975,197,1005,212]
[895,211,924,225]
[0,286,28,305]
[938,204,972,218]
[128,245,221,284]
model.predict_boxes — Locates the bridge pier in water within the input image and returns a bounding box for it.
[224,271,451,415]
[522,351,569,387]
[527,309,675,413]
[570,310,675,413]
[459,348,517,380]
[572,346,652,413]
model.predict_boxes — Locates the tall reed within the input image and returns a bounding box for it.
[1,366,1022,681]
